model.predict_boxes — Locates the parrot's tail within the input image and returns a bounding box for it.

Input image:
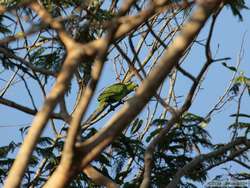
[81,102,108,130]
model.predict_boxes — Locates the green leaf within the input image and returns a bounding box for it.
[29,155,39,167]
[230,83,240,95]
[0,24,11,34]
[146,128,162,143]
[19,126,30,136]
[152,119,168,127]
[221,62,237,72]
[0,158,14,166]
[234,75,246,84]
[30,47,46,63]
[115,168,132,184]
[95,153,111,166]
[0,141,19,158]
[44,155,60,171]
[35,147,52,158]
[182,112,209,127]
[37,137,54,146]
[226,0,249,21]
[131,118,143,134]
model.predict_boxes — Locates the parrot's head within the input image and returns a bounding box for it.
[125,82,138,91]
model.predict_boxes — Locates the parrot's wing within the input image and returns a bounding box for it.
[97,83,126,102]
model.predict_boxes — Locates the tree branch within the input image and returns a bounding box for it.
[0,97,63,119]
[83,165,120,188]
[166,137,250,188]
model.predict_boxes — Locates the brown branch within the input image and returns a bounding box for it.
[113,1,171,40]
[20,75,37,111]
[166,138,250,188]
[140,2,223,187]
[177,3,222,114]
[202,146,249,173]
[28,135,61,188]
[0,97,37,115]
[205,34,246,118]
[83,165,120,188]
[0,69,19,97]
[176,64,196,82]
[30,2,75,49]
[122,15,169,82]
[0,97,63,119]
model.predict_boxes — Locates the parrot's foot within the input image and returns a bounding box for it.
[109,105,115,111]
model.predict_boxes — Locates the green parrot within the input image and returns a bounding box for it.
[82,82,138,129]
[97,81,138,107]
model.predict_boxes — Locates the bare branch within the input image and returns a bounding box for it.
[0,97,63,119]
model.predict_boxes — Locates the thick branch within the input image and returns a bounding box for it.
[166,138,250,188]
[202,146,249,173]
[83,165,120,188]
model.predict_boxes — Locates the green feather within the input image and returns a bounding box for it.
[98,82,137,106]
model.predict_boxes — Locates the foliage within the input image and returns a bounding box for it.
[230,73,250,96]
[226,0,248,21]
